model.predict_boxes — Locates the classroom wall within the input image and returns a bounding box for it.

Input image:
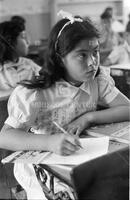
[0,0,50,43]
[0,13,51,43]
[57,0,123,22]
[0,0,123,43]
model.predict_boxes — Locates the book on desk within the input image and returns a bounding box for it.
[86,121,130,144]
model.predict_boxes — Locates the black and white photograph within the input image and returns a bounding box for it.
[0,0,129,199]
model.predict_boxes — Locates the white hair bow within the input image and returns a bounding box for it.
[57,10,83,23]
[55,10,83,51]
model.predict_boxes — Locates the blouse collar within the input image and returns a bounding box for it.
[56,79,91,98]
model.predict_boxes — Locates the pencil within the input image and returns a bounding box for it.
[53,121,83,149]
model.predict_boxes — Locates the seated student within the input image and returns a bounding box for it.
[0,10,129,200]
[0,20,41,99]
[99,10,119,65]
[102,32,130,66]
[99,11,119,53]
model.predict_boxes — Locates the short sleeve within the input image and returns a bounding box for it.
[5,86,36,130]
[97,67,120,105]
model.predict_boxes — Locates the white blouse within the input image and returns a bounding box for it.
[0,57,41,99]
[5,66,120,194]
[5,67,119,134]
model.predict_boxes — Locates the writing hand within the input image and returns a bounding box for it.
[48,134,80,156]
[65,113,93,136]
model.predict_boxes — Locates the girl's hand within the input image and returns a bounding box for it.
[65,112,93,136]
[48,133,80,156]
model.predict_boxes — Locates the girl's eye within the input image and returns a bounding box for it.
[78,53,87,60]
[93,49,99,57]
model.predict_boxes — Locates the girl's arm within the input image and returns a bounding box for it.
[91,92,130,125]
[0,124,51,151]
[66,92,130,135]
[0,124,80,155]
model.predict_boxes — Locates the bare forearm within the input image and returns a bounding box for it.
[90,106,130,125]
[0,129,51,151]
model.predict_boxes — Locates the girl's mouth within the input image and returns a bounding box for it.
[85,70,96,75]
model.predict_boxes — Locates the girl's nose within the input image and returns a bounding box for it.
[87,54,96,67]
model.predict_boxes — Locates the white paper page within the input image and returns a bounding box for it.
[42,136,109,165]
[2,137,109,165]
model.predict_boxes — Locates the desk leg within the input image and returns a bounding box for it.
[33,164,74,200]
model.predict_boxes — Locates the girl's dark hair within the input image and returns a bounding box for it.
[0,20,25,64]
[20,16,100,89]
[100,11,112,20]
[11,15,26,27]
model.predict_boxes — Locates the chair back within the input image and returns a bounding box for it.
[71,147,129,200]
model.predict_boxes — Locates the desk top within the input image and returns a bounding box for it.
[40,140,128,187]
[110,63,130,70]
[2,122,129,188]
[40,121,129,186]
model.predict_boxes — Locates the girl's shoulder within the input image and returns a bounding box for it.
[96,66,115,87]
[10,85,40,105]
[7,85,43,129]
[97,66,111,80]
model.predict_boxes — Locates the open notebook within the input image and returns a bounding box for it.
[86,122,130,144]
[2,137,109,165]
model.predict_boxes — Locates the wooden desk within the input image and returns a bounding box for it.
[70,146,129,200]
[38,140,128,187]
[1,122,129,199]
[34,122,129,200]
[110,63,130,70]
[36,143,128,200]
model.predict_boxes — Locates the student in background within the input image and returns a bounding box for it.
[104,7,113,16]
[102,32,130,66]
[103,7,124,34]
[99,10,119,64]
[0,20,41,98]
[99,10,119,51]
[0,11,129,200]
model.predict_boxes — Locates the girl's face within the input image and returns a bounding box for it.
[62,38,100,85]
[15,31,29,57]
